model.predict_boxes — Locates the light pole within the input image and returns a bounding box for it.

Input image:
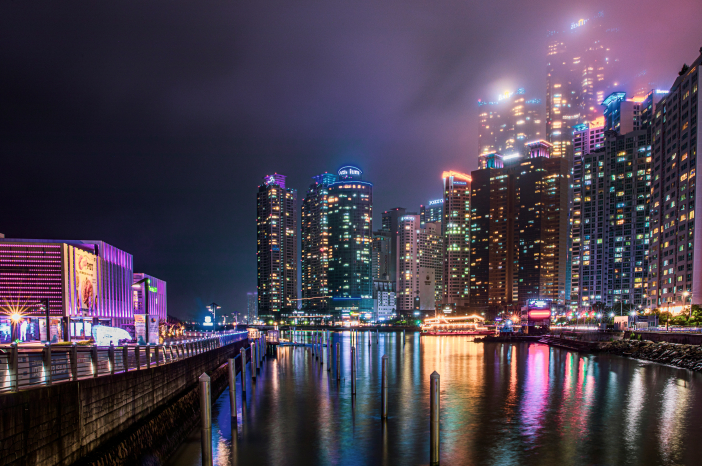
[208,303,221,332]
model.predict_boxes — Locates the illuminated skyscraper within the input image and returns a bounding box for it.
[647,50,702,313]
[397,215,443,316]
[478,88,542,156]
[420,199,443,227]
[546,12,620,160]
[442,171,471,309]
[301,172,337,313]
[372,230,392,281]
[327,166,374,318]
[381,207,406,284]
[257,174,298,320]
[469,143,570,313]
[246,292,258,323]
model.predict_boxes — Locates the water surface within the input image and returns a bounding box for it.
[168,332,702,466]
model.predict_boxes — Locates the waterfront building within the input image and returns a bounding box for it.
[132,273,167,322]
[0,238,134,342]
[647,50,702,313]
[300,172,337,313]
[571,93,654,311]
[246,292,258,323]
[470,153,516,315]
[372,280,396,322]
[327,166,374,318]
[256,173,298,321]
[420,199,444,227]
[546,12,620,160]
[570,119,606,308]
[469,142,570,313]
[381,207,406,284]
[478,88,543,157]
[372,230,392,281]
[442,171,472,310]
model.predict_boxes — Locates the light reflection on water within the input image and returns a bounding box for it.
[168,332,702,466]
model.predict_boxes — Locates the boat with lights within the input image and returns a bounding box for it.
[420,314,494,336]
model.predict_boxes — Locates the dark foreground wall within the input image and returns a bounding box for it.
[0,340,248,466]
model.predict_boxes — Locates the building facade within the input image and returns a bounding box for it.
[478,88,542,157]
[647,51,702,313]
[300,173,337,313]
[381,207,406,284]
[132,273,167,323]
[0,238,134,342]
[327,166,374,318]
[469,142,570,312]
[372,230,392,281]
[246,292,258,323]
[256,173,298,320]
[420,199,444,227]
[442,171,472,309]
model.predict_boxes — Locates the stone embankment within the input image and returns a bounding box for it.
[599,339,702,371]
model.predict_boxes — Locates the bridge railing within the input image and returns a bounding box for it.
[0,331,248,394]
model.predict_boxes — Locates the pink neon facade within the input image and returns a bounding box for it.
[132,273,168,322]
[0,239,135,327]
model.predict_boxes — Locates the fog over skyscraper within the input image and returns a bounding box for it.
[546,12,621,160]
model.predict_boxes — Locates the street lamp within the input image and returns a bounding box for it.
[208,303,221,331]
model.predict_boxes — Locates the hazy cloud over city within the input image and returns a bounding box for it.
[2,0,700,319]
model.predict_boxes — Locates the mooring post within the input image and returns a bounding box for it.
[228,358,237,419]
[252,342,257,379]
[336,342,341,381]
[351,346,356,395]
[430,371,440,466]
[199,373,213,466]
[240,347,247,396]
[382,354,388,419]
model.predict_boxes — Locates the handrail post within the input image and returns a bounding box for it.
[154,345,160,367]
[146,346,151,369]
[135,345,141,370]
[44,342,52,386]
[109,343,115,375]
[92,344,98,377]
[9,342,18,392]
[70,343,78,381]
[123,345,129,372]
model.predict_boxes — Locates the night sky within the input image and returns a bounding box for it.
[2,0,700,320]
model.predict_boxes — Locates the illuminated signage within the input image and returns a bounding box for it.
[527,299,550,309]
[338,166,362,177]
[428,199,443,205]
[203,315,213,326]
[655,89,669,95]
[528,310,552,320]
[571,18,587,29]
[148,286,158,293]
[453,181,467,185]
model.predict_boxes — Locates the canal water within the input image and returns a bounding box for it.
[168,332,702,466]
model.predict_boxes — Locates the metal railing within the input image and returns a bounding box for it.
[0,331,248,394]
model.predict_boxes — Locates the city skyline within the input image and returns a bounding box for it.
[2,2,700,320]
